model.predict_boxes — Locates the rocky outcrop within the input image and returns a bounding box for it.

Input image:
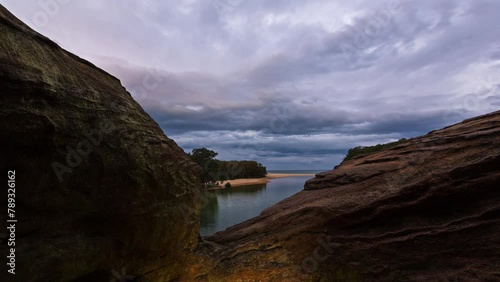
[0,5,202,282]
[190,111,500,281]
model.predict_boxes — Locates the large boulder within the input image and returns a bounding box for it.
[0,5,202,281]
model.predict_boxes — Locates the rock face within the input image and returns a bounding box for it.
[0,5,202,282]
[191,111,500,281]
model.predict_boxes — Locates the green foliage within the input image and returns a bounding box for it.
[188,148,219,183]
[344,138,407,161]
[188,148,267,185]
[189,148,218,163]
[224,182,231,188]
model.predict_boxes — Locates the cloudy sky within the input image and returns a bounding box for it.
[2,0,499,169]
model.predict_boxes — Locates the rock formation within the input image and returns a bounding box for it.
[0,5,202,281]
[193,111,500,281]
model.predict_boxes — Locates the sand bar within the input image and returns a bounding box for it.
[209,173,316,189]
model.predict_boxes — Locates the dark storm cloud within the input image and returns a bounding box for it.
[2,0,499,169]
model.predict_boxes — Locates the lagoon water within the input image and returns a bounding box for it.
[200,171,322,236]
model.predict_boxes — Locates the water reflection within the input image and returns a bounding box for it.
[215,184,267,196]
[200,192,219,229]
[200,176,310,236]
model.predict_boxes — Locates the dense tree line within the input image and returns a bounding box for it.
[344,138,408,161]
[188,148,267,185]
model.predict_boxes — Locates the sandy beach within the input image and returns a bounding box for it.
[211,173,315,189]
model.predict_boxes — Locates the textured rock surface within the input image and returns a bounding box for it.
[0,5,202,281]
[190,110,500,281]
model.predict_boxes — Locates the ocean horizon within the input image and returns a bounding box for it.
[268,169,327,174]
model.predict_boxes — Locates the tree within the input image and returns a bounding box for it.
[187,148,268,186]
[343,138,408,161]
[189,148,218,164]
[189,148,218,183]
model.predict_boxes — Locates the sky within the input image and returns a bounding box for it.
[2,0,499,170]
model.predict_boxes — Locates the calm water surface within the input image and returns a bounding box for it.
[200,173,320,236]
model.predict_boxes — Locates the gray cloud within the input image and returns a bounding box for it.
[3,0,499,169]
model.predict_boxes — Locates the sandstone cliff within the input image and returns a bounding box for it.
[0,5,202,281]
